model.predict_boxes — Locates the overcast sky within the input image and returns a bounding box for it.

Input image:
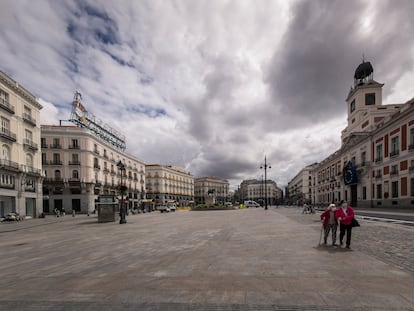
[1,0,413,190]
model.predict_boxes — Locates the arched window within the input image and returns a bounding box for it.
[54,170,61,180]
[1,144,10,160]
[26,153,33,168]
[72,170,79,179]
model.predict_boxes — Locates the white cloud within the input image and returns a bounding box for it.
[1,0,413,190]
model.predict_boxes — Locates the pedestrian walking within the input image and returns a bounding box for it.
[335,201,355,249]
[320,203,338,246]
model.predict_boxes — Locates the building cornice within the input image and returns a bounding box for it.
[0,70,42,109]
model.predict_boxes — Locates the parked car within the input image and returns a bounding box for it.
[243,200,260,208]
[156,204,169,213]
[166,201,177,212]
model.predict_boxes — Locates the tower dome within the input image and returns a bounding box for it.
[354,60,374,86]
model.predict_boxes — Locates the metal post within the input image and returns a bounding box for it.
[117,161,126,224]
[260,156,271,210]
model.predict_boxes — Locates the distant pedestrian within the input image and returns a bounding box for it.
[61,208,66,216]
[72,209,76,217]
[335,201,355,249]
[320,203,338,246]
[302,203,309,214]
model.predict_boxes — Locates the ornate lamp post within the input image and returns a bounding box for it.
[260,156,271,210]
[117,160,126,224]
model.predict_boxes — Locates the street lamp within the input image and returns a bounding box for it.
[117,160,126,224]
[260,156,271,210]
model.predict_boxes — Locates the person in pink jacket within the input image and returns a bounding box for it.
[320,203,338,246]
[335,200,355,249]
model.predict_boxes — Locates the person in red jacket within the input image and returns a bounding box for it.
[320,203,338,246]
[335,200,355,249]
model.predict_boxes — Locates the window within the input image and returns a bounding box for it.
[1,144,10,160]
[377,184,382,199]
[54,170,61,180]
[71,139,79,148]
[23,106,32,119]
[53,138,60,147]
[25,129,33,142]
[411,178,414,196]
[0,89,9,103]
[391,136,399,156]
[41,137,47,148]
[26,153,33,168]
[53,153,60,164]
[391,165,398,175]
[72,170,79,179]
[350,100,355,113]
[72,153,79,163]
[376,144,383,162]
[1,117,10,134]
[365,93,375,105]
[362,186,367,200]
[42,153,47,164]
[392,181,398,198]
[361,151,366,166]
[410,128,414,147]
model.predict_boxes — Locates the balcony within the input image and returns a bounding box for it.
[0,98,15,114]
[0,159,19,171]
[0,182,15,189]
[103,168,110,173]
[375,173,382,179]
[0,128,17,142]
[93,164,101,170]
[44,177,64,183]
[375,158,383,163]
[390,150,399,158]
[49,143,62,149]
[409,144,414,151]
[69,161,81,165]
[409,166,414,172]
[93,149,100,155]
[23,138,38,151]
[21,165,42,175]
[390,170,399,176]
[22,113,36,126]
[68,145,80,149]
[41,143,48,149]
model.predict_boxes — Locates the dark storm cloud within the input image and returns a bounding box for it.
[264,0,414,130]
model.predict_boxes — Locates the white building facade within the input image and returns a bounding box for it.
[0,70,43,218]
[287,163,318,205]
[41,125,146,213]
[194,176,229,205]
[146,164,194,206]
[240,179,282,206]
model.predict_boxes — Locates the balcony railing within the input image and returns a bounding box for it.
[375,173,382,178]
[69,161,81,165]
[23,138,38,151]
[0,159,19,170]
[409,166,414,172]
[390,150,399,157]
[93,164,101,170]
[49,144,62,149]
[375,158,383,163]
[22,113,36,126]
[390,170,399,176]
[409,144,414,151]
[0,128,17,142]
[0,98,15,114]
[43,160,62,165]
[68,145,80,149]
[44,177,64,183]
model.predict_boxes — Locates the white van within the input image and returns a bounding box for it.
[243,200,260,208]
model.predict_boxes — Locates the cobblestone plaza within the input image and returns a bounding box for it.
[1,208,414,310]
